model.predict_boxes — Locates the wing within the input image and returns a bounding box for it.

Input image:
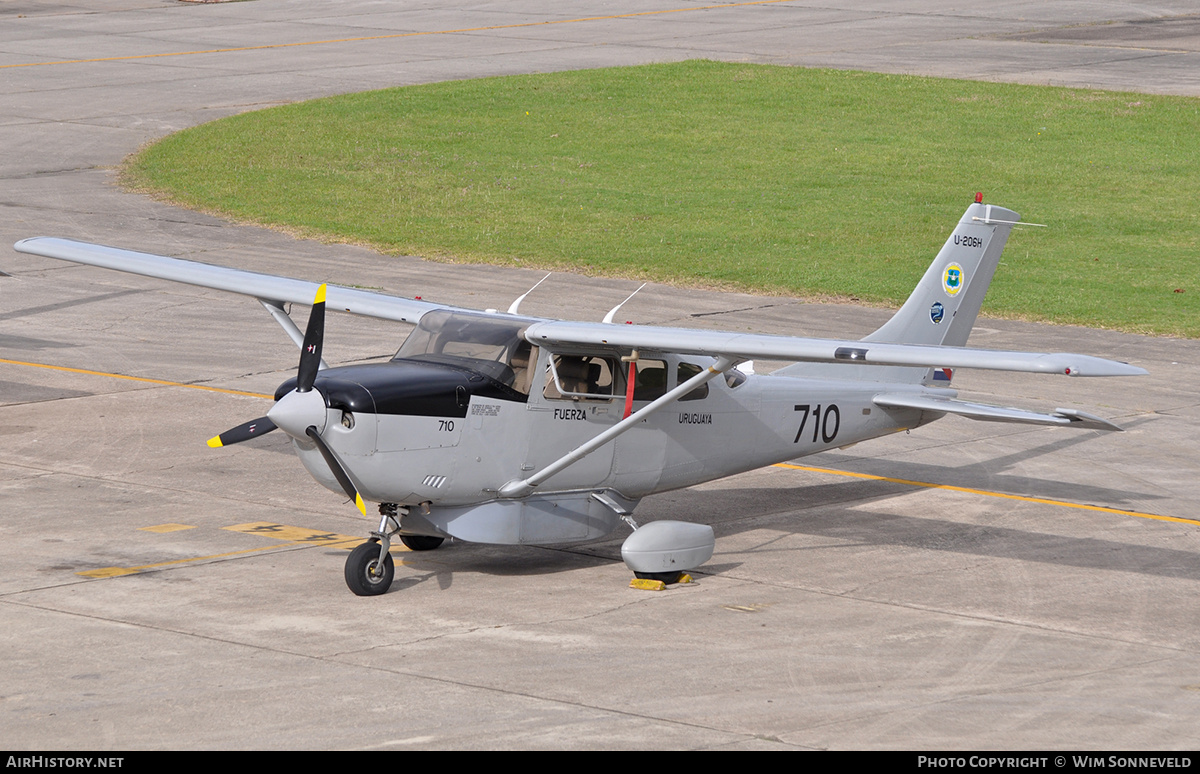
[14,237,446,324]
[524,320,1147,377]
[16,237,1147,378]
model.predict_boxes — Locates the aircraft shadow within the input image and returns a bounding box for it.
[814,414,1161,509]
[704,498,1200,583]
[360,540,622,593]
[0,288,147,324]
[625,482,1196,583]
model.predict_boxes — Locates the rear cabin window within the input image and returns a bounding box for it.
[631,359,668,401]
[678,362,709,401]
[626,359,709,402]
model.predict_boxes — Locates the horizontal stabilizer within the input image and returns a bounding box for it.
[873,393,1124,431]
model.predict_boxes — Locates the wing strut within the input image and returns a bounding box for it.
[498,356,738,499]
[258,298,330,370]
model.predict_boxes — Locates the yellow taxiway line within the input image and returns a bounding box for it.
[77,523,398,579]
[0,358,273,399]
[2,1,796,70]
[774,462,1200,528]
[76,539,358,578]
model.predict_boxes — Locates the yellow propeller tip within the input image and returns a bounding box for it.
[314,283,327,305]
[206,436,223,448]
[355,493,367,516]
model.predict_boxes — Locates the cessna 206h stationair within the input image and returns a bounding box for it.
[15,199,1146,595]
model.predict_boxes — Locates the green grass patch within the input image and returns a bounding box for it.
[124,61,1200,336]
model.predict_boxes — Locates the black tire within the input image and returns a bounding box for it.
[345,540,394,596]
[399,534,445,551]
[634,570,684,584]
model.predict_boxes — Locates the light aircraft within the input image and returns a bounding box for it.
[14,198,1147,595]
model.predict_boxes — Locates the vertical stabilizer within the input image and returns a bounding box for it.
[864,201,1018,348]
[776,200,1019,384]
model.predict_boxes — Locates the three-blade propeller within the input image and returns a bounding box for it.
[208,285,367,515]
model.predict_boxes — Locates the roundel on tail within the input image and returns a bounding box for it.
[943,263,964,297]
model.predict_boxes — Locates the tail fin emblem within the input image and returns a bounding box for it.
[943,263,964,296]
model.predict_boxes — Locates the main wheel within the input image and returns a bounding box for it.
[400,534,445,551]
[345,540,394,596]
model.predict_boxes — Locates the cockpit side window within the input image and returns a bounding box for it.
[543,354,618,402]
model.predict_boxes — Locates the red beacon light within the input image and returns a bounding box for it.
[975,191,984,203]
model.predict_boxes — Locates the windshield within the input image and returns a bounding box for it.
[394,310,531,386]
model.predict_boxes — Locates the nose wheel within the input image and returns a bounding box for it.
[345,539,394,596]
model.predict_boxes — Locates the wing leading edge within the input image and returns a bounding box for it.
[14,237,445,324]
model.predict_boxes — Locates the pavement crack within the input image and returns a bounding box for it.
[686,301,795,319]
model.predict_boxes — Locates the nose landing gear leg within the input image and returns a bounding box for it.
[344,504,406,596]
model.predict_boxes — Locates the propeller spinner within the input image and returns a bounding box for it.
[208,284,367,515]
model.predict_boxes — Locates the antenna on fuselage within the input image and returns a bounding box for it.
[507,273,552,315]
[603,283,648,324]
